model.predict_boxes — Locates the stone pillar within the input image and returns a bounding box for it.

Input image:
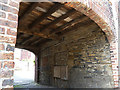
[0,0,19,89]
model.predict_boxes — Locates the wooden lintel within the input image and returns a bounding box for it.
[18,27,60,40]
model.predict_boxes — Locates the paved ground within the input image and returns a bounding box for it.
[14,69,34,85]
[14,69,54,88]
[14,82,55,88]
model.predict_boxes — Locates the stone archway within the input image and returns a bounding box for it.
[63,1,118,87]
[65,2,116,42]
[0,0,118,89]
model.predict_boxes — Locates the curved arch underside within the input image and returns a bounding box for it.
[16,2,98,50]
[16,2,114,88]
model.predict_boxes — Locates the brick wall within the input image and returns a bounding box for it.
[0,0,19,89]
[65,0,116,42]
[118,1,120,88]
[39,22,114,88]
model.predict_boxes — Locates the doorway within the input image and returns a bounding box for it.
[14,48,35,87]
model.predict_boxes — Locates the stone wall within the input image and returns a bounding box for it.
[65,1,118,87]
[38,22,114,88]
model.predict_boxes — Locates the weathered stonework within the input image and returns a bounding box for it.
[37,1,118,87]
[2,79,13,86]
[38,22,114,88]
[0,0,118,89]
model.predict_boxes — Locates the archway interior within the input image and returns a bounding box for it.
[16,2,114,88]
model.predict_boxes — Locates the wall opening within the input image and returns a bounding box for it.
[13,48,35,87]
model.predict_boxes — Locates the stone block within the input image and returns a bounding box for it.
[2,79,13,86]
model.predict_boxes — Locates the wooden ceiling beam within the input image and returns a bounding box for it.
[20,35,33,45]
[32,38,45,46]
[28,2,64,29]
[50,15,88,34]
[40,9,76,32]
[25,37,40,46]
[19,2,39,22]
[22,36,34,45]
[18,26,59,40]
[60,19,94,35]
[18,28,48,38]
[30,37,43,45]
[35,38,52,47]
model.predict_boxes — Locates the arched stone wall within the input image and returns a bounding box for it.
[39,22,114,88]
[63,1,118,87]
[65,1,116,42]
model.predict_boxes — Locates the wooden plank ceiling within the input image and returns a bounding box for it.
[16,2,93,48]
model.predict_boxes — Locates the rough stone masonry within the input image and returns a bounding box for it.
[38,21,114,88]
[0,0,119,89]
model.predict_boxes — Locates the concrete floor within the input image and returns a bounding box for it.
[14,70,34,85]
[14,82,55,88]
